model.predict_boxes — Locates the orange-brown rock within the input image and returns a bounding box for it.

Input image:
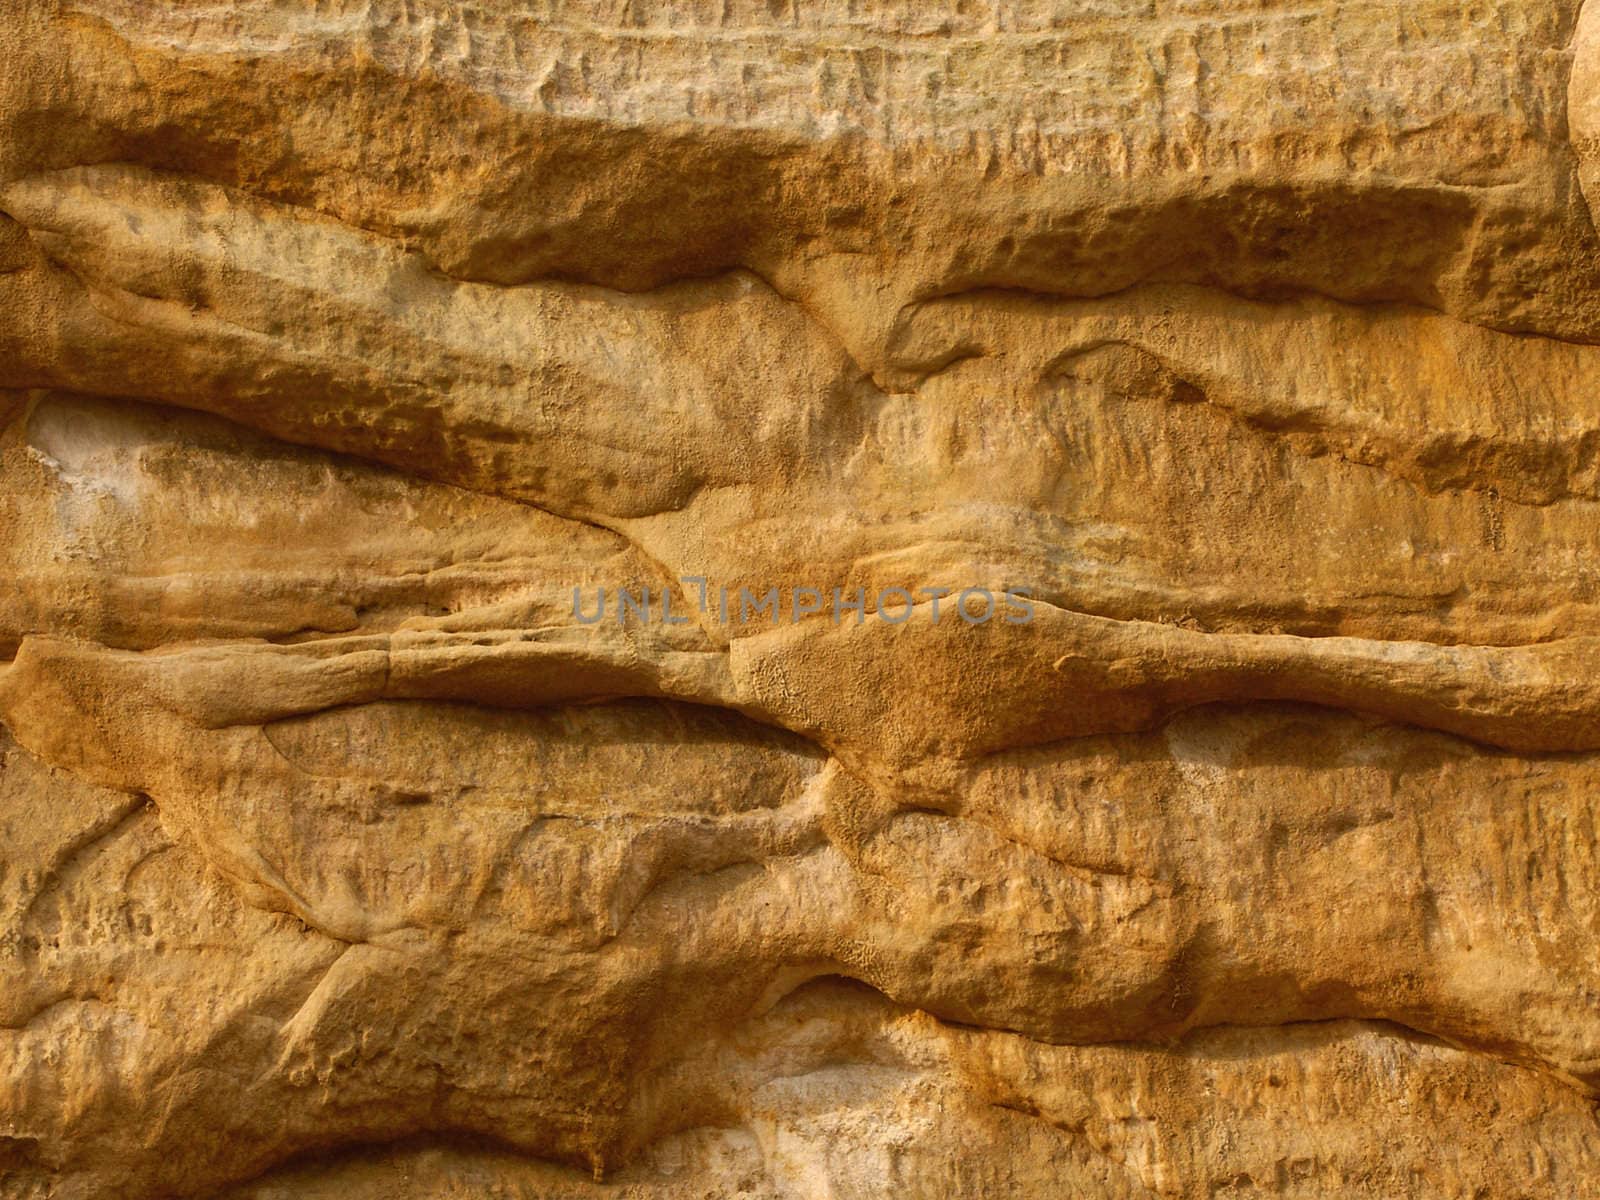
[5,1,1600,1196]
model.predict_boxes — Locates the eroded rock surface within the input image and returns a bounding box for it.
[4,1,1600,1196]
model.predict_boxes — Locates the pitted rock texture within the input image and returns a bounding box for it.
[5,1,1600,1197]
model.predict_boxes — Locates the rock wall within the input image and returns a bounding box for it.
[4,2,1600,1196]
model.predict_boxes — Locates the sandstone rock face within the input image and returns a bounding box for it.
[5,1,1600,1196]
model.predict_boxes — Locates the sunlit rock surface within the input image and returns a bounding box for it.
[5,1,1600,1196]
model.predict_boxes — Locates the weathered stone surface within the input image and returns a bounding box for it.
[4,1,1600,1196]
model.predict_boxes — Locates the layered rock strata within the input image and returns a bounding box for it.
[5,1,1600,1196]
